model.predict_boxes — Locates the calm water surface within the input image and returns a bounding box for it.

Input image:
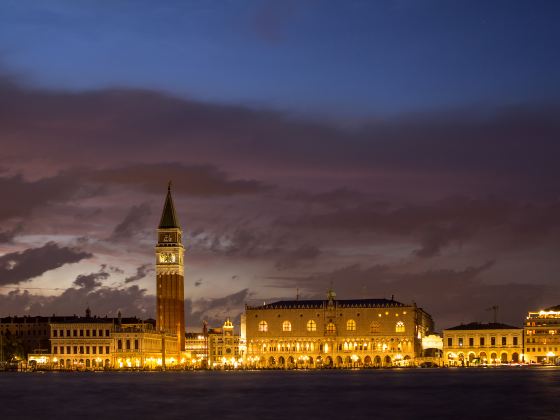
[1,368,559,419]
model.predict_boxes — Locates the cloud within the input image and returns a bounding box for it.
[124,264,153,283]
[0,224,23,244]
[275,244,321,270]
[2,72,559,201]
[73,268,110,291]
[280,197,560,257]
[0,242,92,286]
[94,163,270,197]
[0,172,95,222]
[187,288,250,329]
[110,202,152,241]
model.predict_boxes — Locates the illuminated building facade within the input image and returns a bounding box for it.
[208,318,243,368]
[185,332,208,368]
[113,321,180,369]
[525,305,560,364]
[28,310,180,370]
[155,183,185,352]
[443,323,523,366]
[243,290,433,368]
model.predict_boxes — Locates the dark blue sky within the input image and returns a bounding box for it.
[1,0,559,115]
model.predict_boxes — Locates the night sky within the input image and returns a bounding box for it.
[1,0,559,331]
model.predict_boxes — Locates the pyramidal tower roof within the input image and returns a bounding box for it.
[158,181,180,229]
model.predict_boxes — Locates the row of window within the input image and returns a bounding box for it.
[0,329,48,336]
[447,336,519,347]
[117,339,140,351]
[53,329,111,338]
[52,345,111,355]
[526,337,559,343]
[526,347,559,353]
[526,330,559,335]
[259,320,406,333]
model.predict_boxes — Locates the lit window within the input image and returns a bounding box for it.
[326,322,336,334]
[347,319,356,331]
[258,321,268,332]
[396,321,405,333]
[307,320,317,332]
[282,321,292,332]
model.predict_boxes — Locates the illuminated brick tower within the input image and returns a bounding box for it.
[156,182,185,351]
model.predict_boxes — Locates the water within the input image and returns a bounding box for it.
[1,368,559,419]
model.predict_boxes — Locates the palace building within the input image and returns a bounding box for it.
[243,290,434,368]
[443,322,523,366]
[155,182,186,352]
[28,310,180,370]
[524,305,560,364]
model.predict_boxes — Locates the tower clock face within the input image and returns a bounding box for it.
[161,234,173,243]
[159,252,176,263]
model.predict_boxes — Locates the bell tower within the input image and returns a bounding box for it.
[156,181,185,352]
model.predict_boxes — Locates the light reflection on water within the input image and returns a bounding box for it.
[1,368,559,419]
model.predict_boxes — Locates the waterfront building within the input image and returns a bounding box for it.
[185,332,208,368]
[113,320,181,369]
[28,310,180,370]
[243,290,434,368]
[208,318,243,368]
[524,305,560,364]
[1,316,53,358]
[443,322,523,366]
[155,182,186,352]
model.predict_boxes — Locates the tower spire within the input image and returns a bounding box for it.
[159,181,180,229]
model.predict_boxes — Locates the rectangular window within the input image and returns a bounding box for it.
[134,339,139,350]
[105,330,110,337]
[491,337,496,346]
[99,346,103,355]
[480,337,485,346]
[67,346,71,354]
[106,346,110,354]
[80,330,84,337]
[73,346,78,354]
[458,338,463,347]
[513,337,518,345]
[86,346,90,354]
[92,347,96,354]
[80,346,84,354]
[126,339,131,350]
[469,338,474,346]
[93,330,97,337]
[67,330,71,337]
[118,340,122,350]
[53,330,58,337]
[53,346,58,354]
[448,338,453,347]
[60,347,64,355]
[502,337,506,346]
[86,330,90,337]
[73,330,77,337]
